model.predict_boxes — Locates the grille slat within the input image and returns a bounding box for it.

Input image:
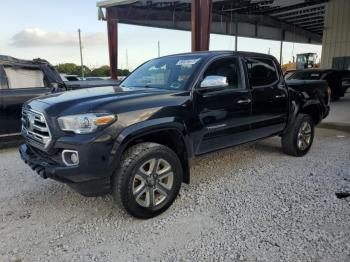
[21,109,52,150]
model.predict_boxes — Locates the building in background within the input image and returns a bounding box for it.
[321,0,350,70]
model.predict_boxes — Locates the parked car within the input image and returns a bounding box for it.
[0,55,65,141]
[85,76,106,81]
[286,69,350,100]
[19,51,330,218]
[0,55,120,142]
[60,74,80,81]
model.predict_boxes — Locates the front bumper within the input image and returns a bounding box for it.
[19,133,118,196]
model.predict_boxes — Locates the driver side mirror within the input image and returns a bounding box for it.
[199,75,229,90]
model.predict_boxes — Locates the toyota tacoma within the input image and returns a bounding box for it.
[19,51,330,218]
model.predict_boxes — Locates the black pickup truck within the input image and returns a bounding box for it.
[19,51,330,218]
[286,69,350,101]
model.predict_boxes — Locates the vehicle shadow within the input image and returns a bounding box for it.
[13,137,284,222]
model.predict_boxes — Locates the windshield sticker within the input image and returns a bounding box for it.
[176,58,201,66]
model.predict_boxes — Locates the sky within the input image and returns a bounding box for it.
[0,0,323,70]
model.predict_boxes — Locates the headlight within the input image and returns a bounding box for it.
[58,113,116,134]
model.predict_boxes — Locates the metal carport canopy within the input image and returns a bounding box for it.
[97,0,326,44]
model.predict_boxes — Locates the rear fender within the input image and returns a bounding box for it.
[283,96,321,134]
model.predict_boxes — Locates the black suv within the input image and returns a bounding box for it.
[20,51,330,218]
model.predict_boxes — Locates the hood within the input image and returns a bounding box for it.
[37,86,153,105]
[27,86,182,116]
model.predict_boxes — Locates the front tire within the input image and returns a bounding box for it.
[282,114,314,157]
[112,142,183,218]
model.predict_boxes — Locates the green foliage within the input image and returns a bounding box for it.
[118,69,131,76]
[55,63,81,75]
[55,63,130,77]
[90,65,110,77]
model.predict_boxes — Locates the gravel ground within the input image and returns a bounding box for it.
[0,128,349,262]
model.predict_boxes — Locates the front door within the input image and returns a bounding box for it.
[193,56,252,154]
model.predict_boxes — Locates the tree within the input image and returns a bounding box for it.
[90,66,130,77]
[55,63,130,77]
[90,65,110,77]
[55,63,91,77]
[118,69,131,76]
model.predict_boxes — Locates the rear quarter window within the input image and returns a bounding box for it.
[4,66,45,89]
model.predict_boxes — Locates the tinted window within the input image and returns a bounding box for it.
[66,76,79,81]
[246,58,278,86]
[121,55,203,90]
[203,57,242,89]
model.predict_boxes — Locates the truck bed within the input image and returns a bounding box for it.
[286,79,328,93]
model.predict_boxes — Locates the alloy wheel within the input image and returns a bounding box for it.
[297,121,312,150]
[132,158,174,208]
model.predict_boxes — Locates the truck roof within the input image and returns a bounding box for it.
[0,55,51,67]
[159,50,277,60]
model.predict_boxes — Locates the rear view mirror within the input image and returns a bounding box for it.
[200,75,228,89]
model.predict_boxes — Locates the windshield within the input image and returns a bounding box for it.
[121,55,203,90]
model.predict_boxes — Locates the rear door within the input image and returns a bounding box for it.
[244,56,288,138]
[1,66,51,135]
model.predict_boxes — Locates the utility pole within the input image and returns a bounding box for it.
[78,29,84,79]
[126,49,129,70]
[268,48,271,55]
[157,41,160,57]
[235,22,238,52]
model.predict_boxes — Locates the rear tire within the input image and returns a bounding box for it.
[112,142,183,218]
[282,114,314,157]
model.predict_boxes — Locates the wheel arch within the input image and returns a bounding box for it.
[299,103,322,125]
[283,99,322,136]
[111,118,193,184]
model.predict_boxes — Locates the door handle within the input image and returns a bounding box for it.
[275,94,286,99]
[237,98,251,104]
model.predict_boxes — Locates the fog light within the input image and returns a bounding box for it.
[62,150,79,166]
[70,153,79,164]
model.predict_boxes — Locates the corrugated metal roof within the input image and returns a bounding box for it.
[97,0,328,43]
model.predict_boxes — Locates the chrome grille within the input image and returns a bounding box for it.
[21,109,52,150]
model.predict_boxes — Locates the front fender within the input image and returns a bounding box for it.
[110,117,193,161]
[107,117,193,184]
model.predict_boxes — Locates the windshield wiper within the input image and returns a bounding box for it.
[122,85,158,89]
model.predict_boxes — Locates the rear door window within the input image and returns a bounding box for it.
[246,58,279,87]
[4,67,45,89]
